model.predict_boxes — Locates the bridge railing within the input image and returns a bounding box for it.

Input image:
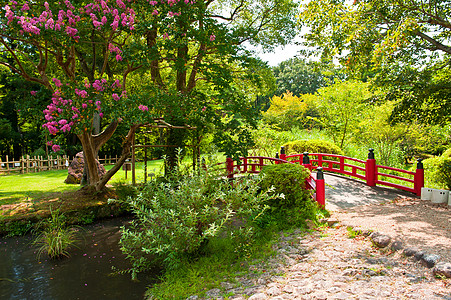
[279,147,424,196]
[211,156,325,208]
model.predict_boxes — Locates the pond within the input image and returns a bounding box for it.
[0,217,157,300]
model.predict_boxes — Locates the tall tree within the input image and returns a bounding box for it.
[0,0,297,191]
[299,0,451,123]
[272,58,343,96]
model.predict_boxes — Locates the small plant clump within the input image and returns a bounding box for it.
[33,208,80,260]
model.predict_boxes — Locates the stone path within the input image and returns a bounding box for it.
[198,227,451,300]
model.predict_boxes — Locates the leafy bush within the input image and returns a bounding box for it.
[111,172,277,279]
[282,139,344,155]
[443,148,451,158]
[260,163,317,227]
[423,155,451,190]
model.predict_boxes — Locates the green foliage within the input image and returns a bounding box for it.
[260,163,317,227]
[315,80,372,148]
[424,155,451,190]
[299,0,451,124]
[283,139,343,155]
[0,220,33,237]
[250,124,334,157]
[33,209,80,260]
[262,92,321,131]
[272,58,344,96]
[112,172,277,279]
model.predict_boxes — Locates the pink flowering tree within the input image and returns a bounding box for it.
[1,0,298,190]
[0,0,143,190]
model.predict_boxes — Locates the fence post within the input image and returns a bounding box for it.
[414,158,424,196]
[226,156,234,179]
[316,167,325,208]
[20,156,24,174]
[280,146,286,161]
[365,148,377,186]
[302,152,312,170]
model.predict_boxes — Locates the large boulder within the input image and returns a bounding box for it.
[65,152,106,184]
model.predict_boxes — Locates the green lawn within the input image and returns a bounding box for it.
[0,160,164,205]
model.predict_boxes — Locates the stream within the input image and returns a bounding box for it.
[0,217,157,300]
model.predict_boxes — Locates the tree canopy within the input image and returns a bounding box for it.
[0,0,298,190]
[299,0,451,124]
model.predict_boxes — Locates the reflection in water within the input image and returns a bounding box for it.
[0,218,156,300]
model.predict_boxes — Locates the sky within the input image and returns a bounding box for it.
[258,43,301,67]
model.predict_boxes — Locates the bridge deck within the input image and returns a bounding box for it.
[325,173,416,211]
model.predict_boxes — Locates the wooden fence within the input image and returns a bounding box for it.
[0,155,119,174]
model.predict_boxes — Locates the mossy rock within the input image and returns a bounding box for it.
[283,139,344,155]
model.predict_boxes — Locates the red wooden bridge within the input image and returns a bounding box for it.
[216,147,424,209]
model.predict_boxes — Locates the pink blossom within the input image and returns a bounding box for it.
[210,34,216,41]
[152,9,159,16]
[52,144,61,152]
[60,124,71,132]
[82,103,88,109]
[116,54,123,61]
[30,91,37,96]
[21,2,30,11]
[112,93,120,101]
[58,119,68,125]
[46,141,53,146]
[202,106,206,112]
[99,112,104,118]
[138,104,149,111]
[52,78,62,87]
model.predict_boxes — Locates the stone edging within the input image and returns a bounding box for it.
[348,225,451,279]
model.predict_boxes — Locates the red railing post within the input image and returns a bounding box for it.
[414,158,424,196]
[302,152,312,170]
[275,152,280,164]
[366,148,377,186]
[226,156,234,179]
[280,146,286,161]
[316,167,325,208]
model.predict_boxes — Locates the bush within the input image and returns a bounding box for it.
[423,155,451,190]
[282,139,344,155]
[260,163,318,227]
[111,172,278,279]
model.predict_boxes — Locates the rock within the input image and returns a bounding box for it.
[370,233,391,248]
[421,254,441,268]
[248,293,267,300]
[205,288,222,298]
[65,152,106,184]
[390,240,403,251]
[403,247,419,257]
[319,218,339,227]
[413,251,425,261]
[433,262,451,278]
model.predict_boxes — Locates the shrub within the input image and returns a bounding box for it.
[282,139,344,155]
[260,163,318,227]
[423,156,451,190]
[443,148,451,158]
[111,172,278,279]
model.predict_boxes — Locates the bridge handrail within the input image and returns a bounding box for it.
[280,147,424,196]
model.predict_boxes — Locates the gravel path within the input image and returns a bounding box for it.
[198,226,451,300]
